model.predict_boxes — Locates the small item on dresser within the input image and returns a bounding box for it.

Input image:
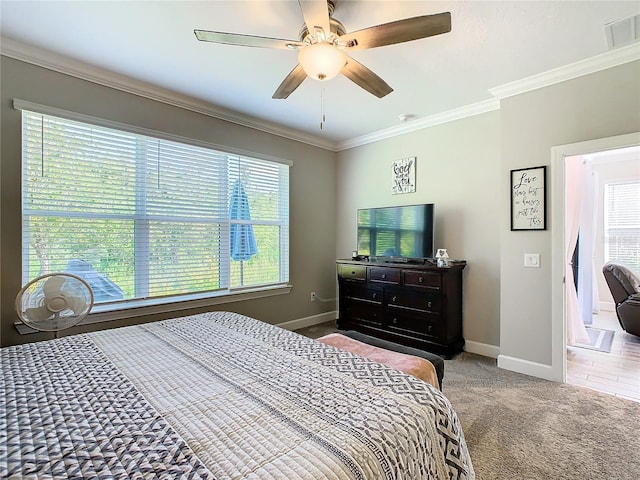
[435,248,449,267]
[351,250,358,260]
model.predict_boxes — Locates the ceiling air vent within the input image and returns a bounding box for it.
[604,13,640,49]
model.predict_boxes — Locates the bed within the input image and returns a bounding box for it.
[2,311,475,479]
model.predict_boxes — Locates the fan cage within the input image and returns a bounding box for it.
[15,272,95,332]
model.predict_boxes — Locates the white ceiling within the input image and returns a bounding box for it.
[1,1,639,150]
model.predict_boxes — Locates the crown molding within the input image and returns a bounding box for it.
[489,41,640,100]
[314,42,640,151]
[0,37,336,151]
[336,98,501,151]
[3,36,638,153]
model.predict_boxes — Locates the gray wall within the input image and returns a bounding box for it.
[336,60,640,367]
[0,56,338,347]
[336,111,502,352]
[499,60,640,367]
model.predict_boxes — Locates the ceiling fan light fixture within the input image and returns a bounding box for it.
[298,43,346,81]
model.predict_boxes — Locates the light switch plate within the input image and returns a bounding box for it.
[524,253,540,268]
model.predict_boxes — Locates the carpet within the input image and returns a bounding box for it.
[443,352,640,480]
[573,326,615,353]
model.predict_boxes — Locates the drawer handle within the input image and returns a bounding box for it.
[427,325,433,332]
[381,274,386,279]
[418,276,423,283]
[392,296,397,302]
[427,301,432,308]
[392,317,398,325]
[372,293,377,299]
[351,271,356,275]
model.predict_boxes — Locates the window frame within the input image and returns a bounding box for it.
[603,179,640,271]
[16,99,292,326]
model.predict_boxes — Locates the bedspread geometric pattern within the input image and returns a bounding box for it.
[1,336,214,479]
[2,311,475,479]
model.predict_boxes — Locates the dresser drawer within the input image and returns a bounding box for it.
[369,267,401,284]
[386,289,441,312]
[338,264,367,281]
[344,302,384,327]
[403,270,441,289]
[342,283,383,303]
[386,311,441,340]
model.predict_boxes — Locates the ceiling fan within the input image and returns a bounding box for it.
[194,0,451,99]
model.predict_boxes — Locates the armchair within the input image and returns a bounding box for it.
[602,262,640,337]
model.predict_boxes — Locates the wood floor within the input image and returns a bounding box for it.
[566,310,640,403]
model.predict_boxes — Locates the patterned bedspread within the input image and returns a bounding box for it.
[2,311,474,479]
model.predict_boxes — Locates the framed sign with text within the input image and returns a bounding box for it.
[391,157,416,194]
[510,166,546,230]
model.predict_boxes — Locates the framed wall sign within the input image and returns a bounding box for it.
[510,165,546,230]
[391,156,416,194]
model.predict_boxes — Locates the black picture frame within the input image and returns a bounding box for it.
[510,166,546,230]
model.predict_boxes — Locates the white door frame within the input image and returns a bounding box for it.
[550,132,640,382]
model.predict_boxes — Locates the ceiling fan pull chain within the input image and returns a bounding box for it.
[320,88,325,130]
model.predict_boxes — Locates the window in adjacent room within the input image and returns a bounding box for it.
[20,107,290,311]
[604,180,640,271]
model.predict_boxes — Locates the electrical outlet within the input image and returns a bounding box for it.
[310,291,317,302]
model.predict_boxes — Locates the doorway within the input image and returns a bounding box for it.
[550,132,640,391]
[563,145,640,401]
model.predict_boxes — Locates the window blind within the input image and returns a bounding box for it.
[21,110,289,306]
[604,181,640,271]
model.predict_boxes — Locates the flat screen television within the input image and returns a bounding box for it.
[357,204,435,260]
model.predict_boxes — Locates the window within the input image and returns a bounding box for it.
[604,181,640,271]
[21,107,289,310]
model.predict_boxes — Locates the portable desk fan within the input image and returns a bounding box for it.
[15,273,94,337]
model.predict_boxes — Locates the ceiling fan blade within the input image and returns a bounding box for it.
[194,30,303,50]
[298,0,331,39]
[341,57,393,98]
[339,12,451,50]
[273,64,307,99]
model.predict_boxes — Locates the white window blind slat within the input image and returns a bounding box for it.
[604,181,640,271]
[22,110,289,305]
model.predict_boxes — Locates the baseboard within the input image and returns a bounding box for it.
[281,316,500,360]
[599,301,615,312]
[497,354,560,382]
[277,311,337,331]
[464,340,500,358]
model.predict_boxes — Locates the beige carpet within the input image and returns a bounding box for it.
[295,323,640,480]
[443,352,640,480]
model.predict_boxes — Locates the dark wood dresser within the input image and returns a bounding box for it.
[336,259,466,358]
